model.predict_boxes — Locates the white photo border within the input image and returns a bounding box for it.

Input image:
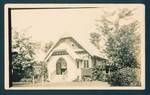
[4,4,145,90]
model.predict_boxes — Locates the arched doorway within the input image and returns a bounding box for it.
[56,57,67,75]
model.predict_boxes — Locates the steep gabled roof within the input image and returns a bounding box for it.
[44,36,107,62]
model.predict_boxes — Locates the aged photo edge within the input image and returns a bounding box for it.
[4,4,145,90]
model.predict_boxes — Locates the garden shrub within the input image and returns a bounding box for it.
[108,67,140,86]
[92,65,108,82]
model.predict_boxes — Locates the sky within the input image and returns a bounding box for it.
[11,4,145,61]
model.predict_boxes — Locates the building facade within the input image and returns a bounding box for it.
[44,37,107,82]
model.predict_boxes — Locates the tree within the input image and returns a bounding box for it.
[12,29,39,82]
[90,32,101,49]
[100,8,140,69]
[92,8,141,86]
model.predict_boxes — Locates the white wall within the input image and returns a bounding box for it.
[47,55,80,82]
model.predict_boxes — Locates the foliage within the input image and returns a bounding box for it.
[40,61,48,81]
[41,41,53,81]
[90,32,101,49]
[12,30,39,82]
[105,21,139,69]
[20,78,33,82]
[92,68,107,82]
[108,67,141,86]
[91,8,141,86]
[92,61,108,82]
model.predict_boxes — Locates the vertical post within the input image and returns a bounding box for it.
[109,64,110,75]
[41,61,44,86]
[108,64,111,82]
[41,75,44,87]
[32,76,35,85]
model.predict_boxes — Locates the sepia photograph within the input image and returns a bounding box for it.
[4,4,145,90]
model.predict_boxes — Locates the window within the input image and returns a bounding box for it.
[52,50,68,56]
[76,59,83,68]
[84,60,89,68]
[84,61,86,68]
[77,60,79,68]
[87,61,89,68]
[56,58,67,75]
